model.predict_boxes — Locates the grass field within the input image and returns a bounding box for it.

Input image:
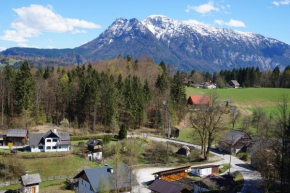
[186,87,290,110]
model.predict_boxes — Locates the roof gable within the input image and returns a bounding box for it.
[7,129,27,137]
[21,173,42,186]
[148,179,185,193]
[74,164,138,192]
[189,95,211,105]
[220,129,251,144]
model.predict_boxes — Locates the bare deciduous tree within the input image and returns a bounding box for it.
[230,106,241,129]
[190,92,225,160]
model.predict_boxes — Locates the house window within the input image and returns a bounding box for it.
[46,146,51,150]
[53,146,57,149]
[47,139,51,142]
[53,139,58,142]
[39,146,43,150]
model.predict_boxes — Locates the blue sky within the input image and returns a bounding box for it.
[0,0,289,51]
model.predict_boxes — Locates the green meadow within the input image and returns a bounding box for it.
[186,87,290,112]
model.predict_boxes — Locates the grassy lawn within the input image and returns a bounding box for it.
[7,154,96,179]
[219,163,230,174]
[233,171,244,192]
[0,180,74,192]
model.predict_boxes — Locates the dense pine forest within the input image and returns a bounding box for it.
[0,56,187,133]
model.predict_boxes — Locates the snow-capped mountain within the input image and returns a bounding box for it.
[2,15,290,72]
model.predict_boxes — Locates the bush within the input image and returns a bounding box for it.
[102,135,112,145]
[60,118,69,127]
[118,124,127,140]
[238,153,249,161]
[78,142,85,147]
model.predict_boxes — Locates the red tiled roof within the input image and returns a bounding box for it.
[189,95,211,105]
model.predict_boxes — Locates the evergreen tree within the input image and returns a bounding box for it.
[118,124,127,140]
[159,61,166,73]
[143,79,151,104]
[14,61,35,114]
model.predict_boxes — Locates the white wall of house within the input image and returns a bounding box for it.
[22,184,40,193]
[76,178,94,193]
[191,168,212,176]
[30,140,69,153]
[88,152,102,160]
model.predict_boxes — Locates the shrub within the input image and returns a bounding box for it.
[78,142,85,147]
[60,118,69,127]
[118,124,127,140]
[239,153,249,161]
[102,135,112,145]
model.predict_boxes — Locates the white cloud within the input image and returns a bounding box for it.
[47,46,56,49]
[72,29,87,34]
[186,1,219,14]
[0,4,101,43]
[48,39,54,43]
[0,47,7,52]
[214,19,246,28]
[272,0,290,6]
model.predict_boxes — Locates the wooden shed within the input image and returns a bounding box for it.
[152,166,191,182]
[5,129,28,146]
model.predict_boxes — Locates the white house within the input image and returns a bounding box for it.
[20,173,42,193]
[28,128,70,153]
[191,165,220,177]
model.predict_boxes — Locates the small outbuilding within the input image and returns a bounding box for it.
[229,80,240,88]
[219,129,252,154]
[187,95,211,108]
[191,165,220,177]
[6,129,28,146]
[86,139,103,160]
[20,173,42,193]
[176,145,190,156]
[153,166,191,182]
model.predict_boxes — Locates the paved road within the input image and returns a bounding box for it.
[132,135,263,193]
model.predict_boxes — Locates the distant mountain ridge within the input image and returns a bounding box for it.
[2,15,290,71]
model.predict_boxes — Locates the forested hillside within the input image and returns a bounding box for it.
[0,56,186,132]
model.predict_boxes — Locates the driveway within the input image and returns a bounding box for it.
[130,135,263,193]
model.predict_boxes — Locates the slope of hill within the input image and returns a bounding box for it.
[2,15,290,71]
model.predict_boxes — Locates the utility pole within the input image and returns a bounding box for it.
[229,135,234,176]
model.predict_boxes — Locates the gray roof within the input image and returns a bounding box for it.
[28,130,70,146]
[86,139,102,146]
[21,173,42,186]
[7,129,27,137]
[220,129,251,145]
[230,80,240,86]
[74,164,138,192]
[148,179,185,193]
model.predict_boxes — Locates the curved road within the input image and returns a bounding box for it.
[134,135,263,193]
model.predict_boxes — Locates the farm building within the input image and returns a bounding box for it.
[202,82,216,89]
[187,95,211,108]
[5,129,28,146]
[74,164,138,193]
[0,135,5,146]
[148,179,191,193]
[86,139,103,160]
[176,145,190,156]
[219,129,252,154]
[20,173,42,193]
[229,80,240,88]
[153,166,191,182]
[191,165,220,177]
[171,127,180,138]
[28,128,70,153]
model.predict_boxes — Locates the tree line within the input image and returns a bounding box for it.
[185,65,290,88]
[0,57,186,133]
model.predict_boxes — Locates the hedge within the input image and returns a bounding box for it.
[70,134,113,141]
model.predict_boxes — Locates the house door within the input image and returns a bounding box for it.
[32,186,36,193]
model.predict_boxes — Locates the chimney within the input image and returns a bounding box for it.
[25,171,28,176]
[53,126,57,134]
